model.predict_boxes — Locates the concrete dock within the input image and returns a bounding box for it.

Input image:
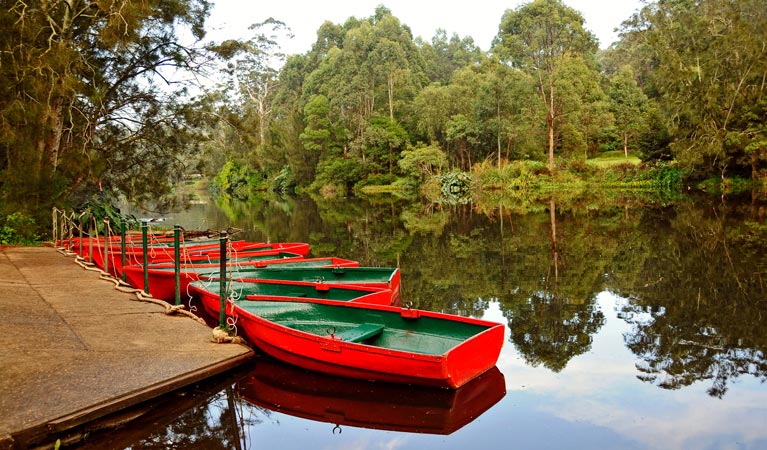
[0,246,254,449]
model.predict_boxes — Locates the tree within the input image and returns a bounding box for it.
[398,144,448,181]
[493,0,598,171]
[617,0,767,178]
[0,0,212,226]
[608,66,648,157]
[212,19,292,170]
[418,29,483,85]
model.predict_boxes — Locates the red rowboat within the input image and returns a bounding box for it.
[188,279,394,318]
[229,297,505,389]
[123,255,361,302]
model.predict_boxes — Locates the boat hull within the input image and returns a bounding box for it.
[122,251,307,300]
[232,298,505,389]
[188,279,394,319]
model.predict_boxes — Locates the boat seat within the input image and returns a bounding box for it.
[337,323,384,343]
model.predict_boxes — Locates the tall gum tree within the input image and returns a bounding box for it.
[492,0,598,171]
[1,0,211,222]
[617,0,767,178]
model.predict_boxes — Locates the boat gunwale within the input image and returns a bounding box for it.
[231,297,503,360]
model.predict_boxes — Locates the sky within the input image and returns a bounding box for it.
[205,0,645,56]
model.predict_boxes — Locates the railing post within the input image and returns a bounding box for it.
[67,210,74,250]
[219,230,228,329]
[52,208,58,247]
[174,224,181,305]
[142,223,149,295]
[59,210,66,249]
[78,211,85,258]
[120,220,127,283]
[87,210,93,264]
[103,218,110,276]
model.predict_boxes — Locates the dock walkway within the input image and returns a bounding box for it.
[0,246,253,449]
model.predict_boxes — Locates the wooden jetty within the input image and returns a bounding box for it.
[0,246,253,449]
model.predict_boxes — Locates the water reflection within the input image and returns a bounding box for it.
[108,190,767,449]
[76,355,505,449]
[125,191,767,397]
[236,356,505,435]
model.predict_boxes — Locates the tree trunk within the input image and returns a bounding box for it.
[548,79,555,172]
[387,74,395,121]
[623,132,629,158]
[497,103,502,169]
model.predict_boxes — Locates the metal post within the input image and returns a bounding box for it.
[67,210,74,250]
[103,219,110,276]
[219,230,228,329]
[78,211,84,258]
[120,220,127,282]
[174,224,181,305]
[142,223,149,294]
[87,210,93,264]
[52,208,57,247]
[59,211,66,249]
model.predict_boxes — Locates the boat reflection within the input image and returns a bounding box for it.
[236,356,506,435]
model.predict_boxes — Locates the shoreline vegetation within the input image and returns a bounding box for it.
[2,153,760,247]
[2,0,766,243]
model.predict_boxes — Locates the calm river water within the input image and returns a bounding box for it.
[83,190,767,450]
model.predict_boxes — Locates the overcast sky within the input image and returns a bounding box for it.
[206,0,644,55]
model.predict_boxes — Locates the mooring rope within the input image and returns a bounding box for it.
[52,207,247,344]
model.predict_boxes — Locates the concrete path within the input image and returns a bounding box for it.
[0,246,253,449]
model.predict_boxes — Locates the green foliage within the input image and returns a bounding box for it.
[272,166,296,193]
[214,161,268,199]
[0,0,213,222]
[311,158,369,192]
[398,144,448,180]
[437,171,473,204]
[0,212,39,245]
[615,0,767,177]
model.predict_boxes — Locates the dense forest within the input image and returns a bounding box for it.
[1,0,766,237]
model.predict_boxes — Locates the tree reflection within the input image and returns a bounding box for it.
[501,199,607,372]
[508,292,605,372]
[205,190,767,395]
[612,198,767,397]
[128,387,267,449]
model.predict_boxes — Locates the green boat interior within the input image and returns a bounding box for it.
[192,280,376,301]
[235,300,491,355]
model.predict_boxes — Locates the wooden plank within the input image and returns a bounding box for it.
[337,323,384,343]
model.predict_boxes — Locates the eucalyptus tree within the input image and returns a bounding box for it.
[618,0,767,178]
[211,18,292,176]
[298,6,427,188]
[554,56,613,159]
[418,29,484,85]
[607,66,648,158]
[475,57,539,166]
[493,0,599,171]
[444,68,483,170]
[0,0,213,223]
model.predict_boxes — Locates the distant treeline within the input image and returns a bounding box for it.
[1,0,765,227]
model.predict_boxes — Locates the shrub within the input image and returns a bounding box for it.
[0,212,39,245]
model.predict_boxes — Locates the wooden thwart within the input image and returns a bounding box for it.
[337,323,384,343]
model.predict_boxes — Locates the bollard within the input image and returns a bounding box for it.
[142,223,149,294]
[219,230,228,329]
[174,224,181,305]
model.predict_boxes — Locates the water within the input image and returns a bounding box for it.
[93,191,767,450]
